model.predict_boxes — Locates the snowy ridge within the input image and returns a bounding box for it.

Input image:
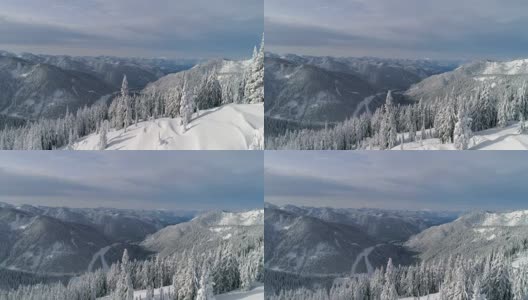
[481,210,528,226]
[217,210,264,226]
[482,59,528,75]
[70,103,263,150]
[393,122,528,150]
[96,284,263,300]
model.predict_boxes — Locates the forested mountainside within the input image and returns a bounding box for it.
[264,53,457,137]
[267,58,528,150]
[266,205,528,300]
[0,35,264,150]
[0,209,264,300]
[0,51,194,121]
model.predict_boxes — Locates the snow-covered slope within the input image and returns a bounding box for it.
[217,284,264,300]
[142,209,263,257]
[69,103,263,150]
[97,284,263,300]
[400,293,440,300]
[265,205,415,276]
[406,210,528,261]
[482,59,528,75]
[393,122,528,150]
[406,58,528,102]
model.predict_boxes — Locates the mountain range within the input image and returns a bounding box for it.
[0,203,262,292]
[0,51,194,121]
[0,202,191,276]
[264,53,458,130]
[266,203,528,286]
[406,59,528,102]
[406,210,528,261]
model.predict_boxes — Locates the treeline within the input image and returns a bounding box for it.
[266,82,528,150]
[268,250,528,300]
[1,237,263,300]
[0,269,68,291]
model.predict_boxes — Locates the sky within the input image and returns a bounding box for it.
[266,0,528,60]
[0,0,263,59]
[0,151,263,211]
[265,151,528,211]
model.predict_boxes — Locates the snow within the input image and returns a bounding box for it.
[210,227,232,233]
[482,59,528,75]
[218,210,264,226]
[351,244,383,274]
[216,285,264,300]
[512,252,528,268]
[474,76,496,82]
[87,243,118,272]
[486,234,496,240]
[481,210,528,226]
[69,103,263,150]
[399,293,440,300]
[393,122,528,150]
[97,284,263,300]
[223,233,233,240]
[353,95,375,117]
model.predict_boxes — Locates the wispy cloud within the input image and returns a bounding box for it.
[0,0,263,59]
[265,151,528,211]
[266,0,528,60]
[0,151,263,211]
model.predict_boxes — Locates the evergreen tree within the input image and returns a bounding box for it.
[98,120,108,150]
[454,103,472,150]
[196,270,215,300]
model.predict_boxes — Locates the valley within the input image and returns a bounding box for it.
[0,36,263,150]
[0,204,264,300]
[266,54,528,151]
[265,204,528,300]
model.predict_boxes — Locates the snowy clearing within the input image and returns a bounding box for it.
[87,243,118,272]
[218,210,264,226]
[350,245,383,275]
[70,103,263,150]
[399,293,440,300]
[217,285,264,300]
[392,122,528,150]
[512,251,528,269]
[97,284,263,300]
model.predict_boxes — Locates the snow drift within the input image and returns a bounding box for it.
[69,103,263,150]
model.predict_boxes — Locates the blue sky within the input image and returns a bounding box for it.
[0,0,263,59]
[265,0,528,60]
[0,151,263,211]
[265,151,528,211]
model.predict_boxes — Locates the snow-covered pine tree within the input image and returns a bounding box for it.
[519,111,526,134]
[179,81,193,133]
[406,106,417,142]
[471,277,485,300]
[98,120,108,150]
[114,270,134,300]
[385,91,398,149]
[453,102,472,150]
[452,266,469,300]
[196,270,215,300]
[435,95,456,143]
[171,273,179,300]
[380,258,398,300]
[243,33,264,104]
[498,93,510,128]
